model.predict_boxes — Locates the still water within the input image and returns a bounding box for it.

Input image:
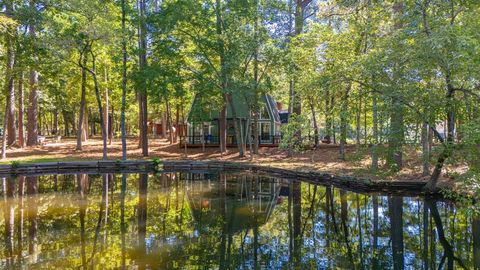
[0,171,478,269]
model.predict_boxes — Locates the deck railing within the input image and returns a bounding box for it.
[180,135,281,145]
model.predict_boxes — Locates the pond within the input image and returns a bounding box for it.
[0,171,478,269]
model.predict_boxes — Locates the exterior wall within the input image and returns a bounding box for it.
[186,94,281,145]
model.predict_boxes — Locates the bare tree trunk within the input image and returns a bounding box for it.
[422,122,430,176]
[18,72,25,147]
[2,3,15,158]
[4,3,16,148]
[86,51,108,160]
[371,92,379,170]
[2,108,9,159]
[27,1,39,147]
[161,112,167,139]
[76,50,88,150]
[165,97,174,144]
[339,84,350,160]
[219,106,227,153]
[53,109,58,135]
[6,74,16,146]
[425,74,456,191]
[216,0,231,156]
[355,93,361,150]
[174,104,180,143]
[120,0,128,160]
[83,109,89,140]
[310,101,319,148]
[104,67,111,145]
[252,3,260,155]
[387,1,405,171]
[388,97,404,170]
[290,0,308,117]
[137,0,149,157]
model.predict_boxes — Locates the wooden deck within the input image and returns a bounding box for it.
[179,143,280,148]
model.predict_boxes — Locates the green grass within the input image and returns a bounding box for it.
[0,157,83,165]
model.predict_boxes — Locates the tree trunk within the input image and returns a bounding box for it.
[219,106,227,153]
[371,92,379,170]
[290,0,306,117]
[27,1,39,147]
[386,0,405,171]
[310,101,319,148]
[120,0,128,160]
[76,50,88,150]
[62,110,69,136]
[422,122,430,176]
[388,97,404,171]
[18,72,25,147]
[165,97,174,144]
[325,88,332,140]
[161,112,167,139]
[252,4,260,155]
[425,74,456,190]
[5,48,16,147]
[355,93,361,150]
[104,67,111,145]
[6,73,16,146]
[2,3,15,158]
[215,0,232,156]
[53,109,58,135]
[339,84,350,160]
[87,51,108,160]
[225,93,246,157]
[138,0,149,157]
[83,109,89,140]
[2,107,9,159]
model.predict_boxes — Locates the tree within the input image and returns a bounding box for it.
[1,0,17,159]
[27,0,40,147]
[137,0,149,157]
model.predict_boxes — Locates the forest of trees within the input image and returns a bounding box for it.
[0,1,479,190]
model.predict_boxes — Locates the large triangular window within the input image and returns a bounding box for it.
[259,105,270,119]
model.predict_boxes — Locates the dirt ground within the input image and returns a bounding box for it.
[2,136,461,185]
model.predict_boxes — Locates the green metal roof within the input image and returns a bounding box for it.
[187,92,281,124]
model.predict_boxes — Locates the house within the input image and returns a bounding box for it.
[183,92,282,147]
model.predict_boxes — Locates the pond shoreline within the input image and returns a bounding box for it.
[0,159,440,197]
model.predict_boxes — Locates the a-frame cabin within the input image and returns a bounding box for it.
[182,92,282,147]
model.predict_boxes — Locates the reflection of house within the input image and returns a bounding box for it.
[184,173,282,234]
[182,93,282,147]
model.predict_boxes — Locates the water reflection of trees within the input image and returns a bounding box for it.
[0,172,479,269]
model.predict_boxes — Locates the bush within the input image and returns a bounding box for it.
[280,114,310,155]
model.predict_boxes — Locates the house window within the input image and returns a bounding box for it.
[260,106,270,120]
[260,122,271,142]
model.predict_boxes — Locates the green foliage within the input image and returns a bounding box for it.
[279,114,309,154]
[10,160,20,169]
[459,120,480,171]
